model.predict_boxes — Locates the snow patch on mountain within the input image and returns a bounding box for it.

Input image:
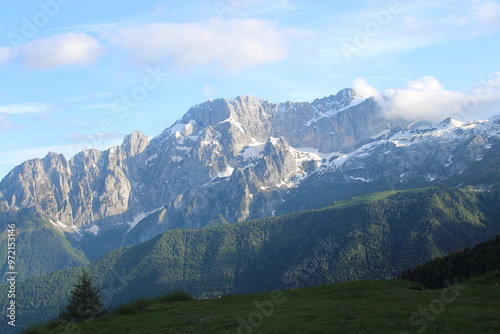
[371,129,390,139]
[218,166,235,178]
[176,146,193,153]
[169,122,189,135]
[306,95,366,126]
[350,176,371,182]
[240,139,266,160]
[291,147,336,162]
[220,118,245,133]
[313,117,500,177]
[145,154,158,165]
[86,225,99,235]
[171,155,183,163]
[125,208,164,235]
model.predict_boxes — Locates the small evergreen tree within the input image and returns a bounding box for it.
[59,269,107,322]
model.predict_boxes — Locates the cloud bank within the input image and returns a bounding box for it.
[20,33,105,69]
[354,74,500,122]
[0,19,302,72]
[0,33,105,69]
[0,103,50,115]
[107,18,300,71]
[0,103,51,131]
[0,47,14,65]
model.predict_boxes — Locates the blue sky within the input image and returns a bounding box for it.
[0,0,499,178]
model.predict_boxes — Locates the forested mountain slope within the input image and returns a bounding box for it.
[3,186,500,333]
[400,235,500,288]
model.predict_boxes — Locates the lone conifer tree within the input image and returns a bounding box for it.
[59,269,107,322]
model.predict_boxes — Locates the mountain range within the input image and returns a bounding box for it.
[1,88,500,280]
[1,88,500,333]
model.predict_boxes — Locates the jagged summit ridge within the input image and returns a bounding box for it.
[154,89,396,154]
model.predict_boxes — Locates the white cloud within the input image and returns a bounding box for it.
[18,33,105,69]
[332,0,500,63]
[472,0,500,24]
[354,75,500,122]
[0,47,14,65]
[46,19,154,35]
[107,18,300,72]
[353,78,382,100]
[0,103,50,115]
[0,103,50,132]
[430,0,500,30]
[467,72,500,117]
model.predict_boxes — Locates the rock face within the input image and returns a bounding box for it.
[277,117,500,213]
[0,132,149,227]
[1,88,499,263]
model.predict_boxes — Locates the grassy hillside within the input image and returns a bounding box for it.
[328,188,431,209]
[25,274,500,334]
[3,186,500,333]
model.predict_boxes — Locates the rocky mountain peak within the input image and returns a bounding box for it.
[120,131,149,158]
[44,151,65,161]
[180,98,233,128]
[311,88,362,112]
